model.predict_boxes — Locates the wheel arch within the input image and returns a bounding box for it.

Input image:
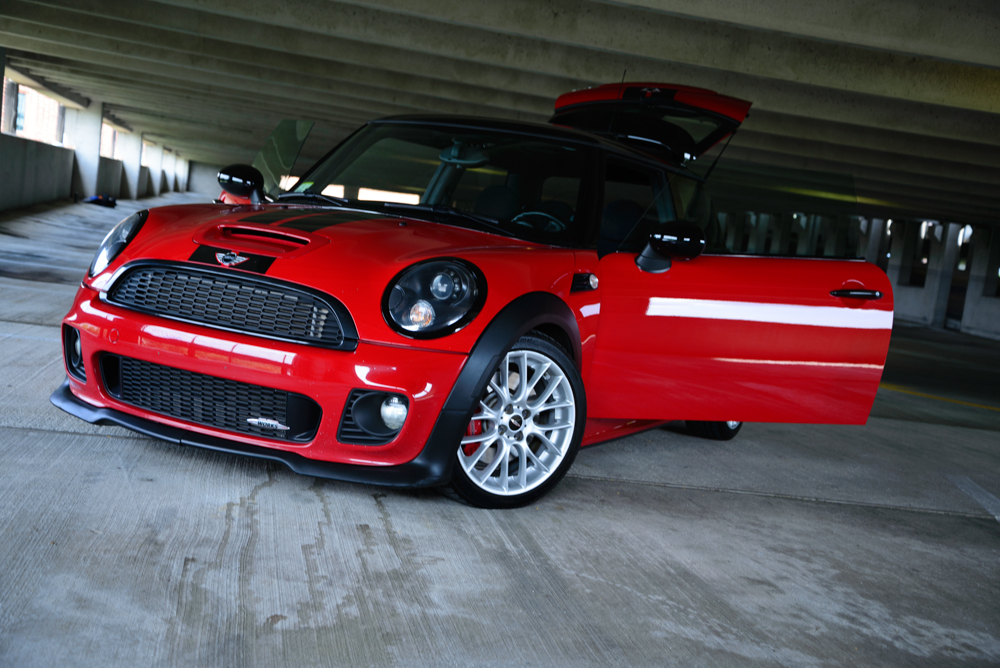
[413,291,582,485]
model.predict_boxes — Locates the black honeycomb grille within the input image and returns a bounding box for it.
[107,355,320,441]
[107,265,349,348]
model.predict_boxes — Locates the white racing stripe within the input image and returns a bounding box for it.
[713,358,883,369]
[646,297,893,330]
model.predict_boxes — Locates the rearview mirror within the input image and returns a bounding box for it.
[218,164,266,204]
[635,220,706,273]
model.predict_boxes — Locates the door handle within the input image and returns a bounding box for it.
[830,289,883,300]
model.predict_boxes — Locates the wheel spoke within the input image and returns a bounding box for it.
[476,441,506,482]
[534,432,563,457]
[529,377,561,409]
[499,451,510,492]
[526,360,551,395]
[540,420,573,432]
[461,429,498,444]
[525,445,550,473]
[514,442,528,489]
[463,440,494,468]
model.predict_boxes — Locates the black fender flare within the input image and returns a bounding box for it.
[410,291,582,485]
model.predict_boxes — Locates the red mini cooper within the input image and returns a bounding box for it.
[52,83,893,508]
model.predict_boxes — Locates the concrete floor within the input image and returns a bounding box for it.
[1,196,998,667]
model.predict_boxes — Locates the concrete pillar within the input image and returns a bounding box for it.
[961,228,1000,340]
[162,150,177,192]
[117,131,142,199]
[144,140,163,197]
[176,158,190,192]
[930,223,962,328]
[63,100,103,198]
[863,218,886,264]
[2,80,18,134]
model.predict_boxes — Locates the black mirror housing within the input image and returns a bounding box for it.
[649,221,706,260]
[218,164,266,204]
[635,220,706,273]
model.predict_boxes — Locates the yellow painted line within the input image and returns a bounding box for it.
[879,383,1000,412]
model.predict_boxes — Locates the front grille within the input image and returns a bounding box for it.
[102,354,321,442]
[106,264,354,349]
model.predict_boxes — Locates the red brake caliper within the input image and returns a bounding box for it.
[463,419,483,455]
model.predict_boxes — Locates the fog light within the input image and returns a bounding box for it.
[380,396,408,431]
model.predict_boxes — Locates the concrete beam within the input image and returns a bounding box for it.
[8,57,374,128]
[744,110,1000,171]
[334,0,1000,112]
[12,0,553,118]
[599,0,1000,69]
[2,63,89,109]
[145,0,1000,146]
[730,130,1000,189]
[0,16,542,122]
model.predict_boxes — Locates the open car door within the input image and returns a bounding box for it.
[556,83,893,426]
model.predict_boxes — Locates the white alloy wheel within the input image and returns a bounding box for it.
[451,333,584,508]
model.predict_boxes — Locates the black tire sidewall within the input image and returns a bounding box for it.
[450,333,585,509]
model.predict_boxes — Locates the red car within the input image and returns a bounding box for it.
[51,83,893,508]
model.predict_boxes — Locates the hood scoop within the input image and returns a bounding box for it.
[193,223,328,259]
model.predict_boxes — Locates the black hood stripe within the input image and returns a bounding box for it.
[279,211,384,232]
[239,210,315,224]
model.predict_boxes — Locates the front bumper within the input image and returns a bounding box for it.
[50,379,466,487]
[56,286,471,486]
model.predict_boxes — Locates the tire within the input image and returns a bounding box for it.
[687,420,743,441]
[450,333,585,509]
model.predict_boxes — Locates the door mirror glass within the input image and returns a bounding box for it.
[649,220,706,260]
[217,164,265,203]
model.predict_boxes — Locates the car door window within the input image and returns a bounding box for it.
[599,158,673,256]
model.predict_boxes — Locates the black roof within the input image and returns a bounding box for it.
[371,114,692,173]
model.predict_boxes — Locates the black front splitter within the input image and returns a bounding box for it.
[49,379,461,488]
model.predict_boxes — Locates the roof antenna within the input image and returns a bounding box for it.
[607,69,627,135]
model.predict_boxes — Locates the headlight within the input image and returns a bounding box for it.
[382,258,486,338]
[89,210,148,277]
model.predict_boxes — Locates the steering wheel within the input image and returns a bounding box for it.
[511,210,567,233]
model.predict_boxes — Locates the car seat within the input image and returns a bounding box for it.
[473,185,520,221]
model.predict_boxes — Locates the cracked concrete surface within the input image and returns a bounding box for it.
[0,196,997,667]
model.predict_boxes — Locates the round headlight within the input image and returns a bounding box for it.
[89,210,148,277]
[382,259,486,338]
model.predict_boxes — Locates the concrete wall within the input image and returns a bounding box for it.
[0,132,74,212]
[187,161,222,198]
[961,229,1000,340]
[95,156,123,199]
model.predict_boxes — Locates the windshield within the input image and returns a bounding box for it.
[294,123,595,245]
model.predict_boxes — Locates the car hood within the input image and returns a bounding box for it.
[90,204,576,352]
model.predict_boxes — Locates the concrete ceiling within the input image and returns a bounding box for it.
[1,0,998,224]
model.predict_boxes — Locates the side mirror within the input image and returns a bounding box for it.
[635,220,706,273]
[218,164,266,204]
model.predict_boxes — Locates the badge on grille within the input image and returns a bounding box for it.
[247,417,290,431]
[216,251,249,267]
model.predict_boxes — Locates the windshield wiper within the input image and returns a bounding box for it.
[276,191,349,207]
[382,202,514,237]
